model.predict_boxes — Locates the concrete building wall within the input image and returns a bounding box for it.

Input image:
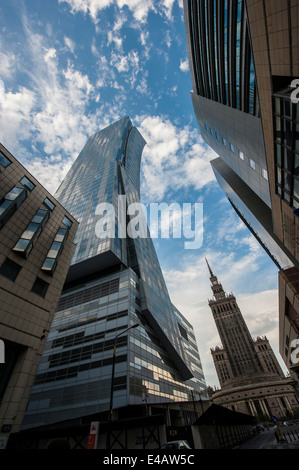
[0,143,78,445]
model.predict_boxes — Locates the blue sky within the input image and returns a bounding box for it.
[0,0,285,387]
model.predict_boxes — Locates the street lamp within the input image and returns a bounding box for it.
[107,322,139,448]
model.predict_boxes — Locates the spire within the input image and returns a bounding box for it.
[205,258,214,277]
[205,258,226,301]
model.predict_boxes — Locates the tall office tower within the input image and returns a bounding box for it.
[22,116,206,430]
[183,0,299,381]
[206,259,299,418]
[0,143,78,447]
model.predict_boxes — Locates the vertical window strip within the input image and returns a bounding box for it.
[236,0,242,110]
[204,0,212,99]
[189,0,200,95]
[197,0,207,97]
[224,0,229,106]
[13,208,50,258]
[0,186,27,230]
[214,0,220,102]
[249,51,255,115]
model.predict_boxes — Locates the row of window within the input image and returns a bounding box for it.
[205,124,269,181]
[52,316,128,348]
[273,86,299,208]
[0,172,56,231]
[188,0,258,115]
[0,257,50,298]
[0,166,74,281]
[48,335,128,368]
[34,355,127,385]
[56,278,120,312]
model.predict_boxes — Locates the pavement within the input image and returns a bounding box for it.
[260,436,299,450]
[234,428,299,449]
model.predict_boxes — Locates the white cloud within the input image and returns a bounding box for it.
[0,51,16,79]
[110,49,140,87]
[135,115,218,201]
[58,0,179,24]
[58,0,157,23]
[0,87,36,144]
[44,47,57,63]
[64,36,76,54]
[0,13,114,194]
[179,58,189,72]
[107,11,127,49]
[159,0,176,21]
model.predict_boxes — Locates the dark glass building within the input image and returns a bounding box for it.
[22,117,206,430]
[184,0,299,388]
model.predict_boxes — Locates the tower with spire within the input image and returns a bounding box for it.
[206,259,284,388]
[205,260,299,419]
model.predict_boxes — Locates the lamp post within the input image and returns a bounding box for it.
[106,322,139,449]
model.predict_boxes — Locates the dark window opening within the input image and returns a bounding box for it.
[0,258,22,281]
[31,277,49,298]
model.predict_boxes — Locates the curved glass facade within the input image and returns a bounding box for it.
[22,117,206,429]
[185,0,259,116]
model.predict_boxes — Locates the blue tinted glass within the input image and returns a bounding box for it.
[42,258,56,270]
[0,200,12,215]
[22,222,40,240]
[13,238,31,252]
[5,187,24,201]
[32,209,49,224]
[43,197,55,211]
[55,227,68,242]
[62,216,72,228]
[0,151,11,168]
[48,241,62,258]
[20,176,35,191]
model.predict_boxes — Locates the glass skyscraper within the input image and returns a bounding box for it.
[22,116,206,429]
[183,0,297,270]
[184,0,299,386]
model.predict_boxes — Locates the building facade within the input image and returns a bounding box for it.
[0,143,78,447]
[206,259,299,419]
[183,0,299,377]
[21,117,206,431]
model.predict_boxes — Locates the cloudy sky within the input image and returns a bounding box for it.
[0,0,286,387]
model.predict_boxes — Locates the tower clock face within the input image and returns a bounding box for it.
[213,281,218,285]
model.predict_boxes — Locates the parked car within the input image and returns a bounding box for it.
[160,440,192,449]
[283,421,294,426]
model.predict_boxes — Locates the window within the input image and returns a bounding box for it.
[273,85,299,208]
[250,159,256,170]
[230,143,235,153]
[216,132,221,141]
[178,323,188,341]
[0,151,11,168]
[20,176,35,191]
[41,227,69,275]
[62,215,72,228]
[262,168,268,180]
[239,150,245,160]
[222,138,227,146]
[0,186,27,229]
[31,277,49,298]
[0,258,22,281]
[13,208,49,258]
[43,197,55,212]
